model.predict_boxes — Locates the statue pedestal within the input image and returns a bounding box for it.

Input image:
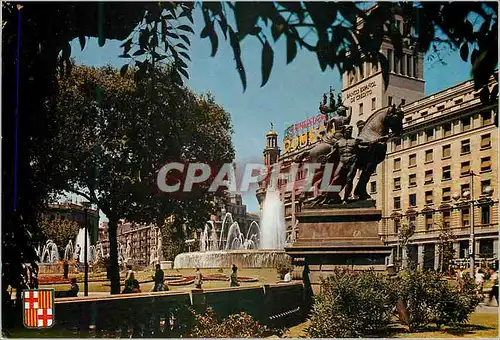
[285,206,391,293]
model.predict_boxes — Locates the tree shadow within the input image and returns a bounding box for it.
[443,323,495,336]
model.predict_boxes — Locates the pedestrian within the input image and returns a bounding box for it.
[475,268,485,291]
[194,266,203,289]
[125,264,134,282]
[68,278,79,297]
[152,264,165,292]
[63,260,69,279]
[229,264,240,287]
[131,279,141,293]
[487,268,498,306]
[284,269,292,282]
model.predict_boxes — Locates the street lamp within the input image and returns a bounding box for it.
[452,172,494,276]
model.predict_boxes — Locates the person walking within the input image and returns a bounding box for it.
[152,264,165,292]
[487,267,498,306]
[229,264,240,287]
[125,264,134,282]
[63,261,69,279]
[194,266,203,289]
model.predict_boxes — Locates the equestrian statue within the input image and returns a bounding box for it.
[293,94,404,205]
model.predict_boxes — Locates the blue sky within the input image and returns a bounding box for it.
[70,6,474,216]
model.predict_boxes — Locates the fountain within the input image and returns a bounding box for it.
[174,189,291,269]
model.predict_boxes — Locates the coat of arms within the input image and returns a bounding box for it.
[23,289,55,328]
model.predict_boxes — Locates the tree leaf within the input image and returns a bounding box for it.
[179,34,191,46]
[471,48,479,66]
[166,32,178,39]
[490,84,498,103]
[133,49,146,56]
[177,67,189,79]
[120,64,128,77]
[177,25,194,34]
[179,51,191,61]
[176,42,188,51]
[209,31,218,57]
[479,86,490,105]
[261,40,274,87]
[460,42,469,62]
[119,54,131,58]
[79,36,86,51]
[235,3,259,40]
[286,35,297,64]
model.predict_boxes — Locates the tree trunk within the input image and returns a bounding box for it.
[107,218,121,294]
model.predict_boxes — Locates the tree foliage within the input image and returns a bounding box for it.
[37,217,80,249]
[48,64,234,293]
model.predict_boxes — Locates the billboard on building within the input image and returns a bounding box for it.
[282,114,326,153]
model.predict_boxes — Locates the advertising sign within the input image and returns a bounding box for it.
[282,114,326,153]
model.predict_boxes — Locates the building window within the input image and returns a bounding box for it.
[394,177,401,190]
[425,129,434,142]
[482,111,492,126]
[442,144,451,158]
[442,166,451,181]
[425,150,433,163]
[442,187,451,202]
[394,196,401,210]
[409,134,417,147]
[461,183,470,195]
[371,97,376,110]
[443,211,451,228]
[394,139,402,151]
[394,219,401,234]
[388,96,393,106]
[387,49,394,72]
[409,193,417,207]
[481,157,491,172]
[461,161,470,176]
[443,123,452,137]
[425,214,433,230]
[461,139,470,154]
[479,239,494,257]
[425,190,433,204]
[461,116,471,131]
[409,154,417,167]
[461,208,470,226]
[424,170,433,184]
[359,103,364,115]
[413,56,418,78]
[481,180,491,194]
[360,64,364,80]
[370,181,377,194]
[401,99,406,105]
[394,158,401,171]
[481,206,490,225]
[409,174,417,186]
[481,134,491,149]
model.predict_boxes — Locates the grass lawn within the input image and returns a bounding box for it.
[38,268,280,294]
[282,312,499,338]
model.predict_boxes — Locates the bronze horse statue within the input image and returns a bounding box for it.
[353,103,404,200]
[294,104,404,203]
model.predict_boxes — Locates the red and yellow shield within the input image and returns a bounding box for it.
[22,289,55,328]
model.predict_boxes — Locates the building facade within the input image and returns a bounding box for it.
[41,203,100,244]
[98,221,163,267]
[256,7,498,268]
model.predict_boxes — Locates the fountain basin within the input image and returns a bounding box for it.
[173,249,291,269]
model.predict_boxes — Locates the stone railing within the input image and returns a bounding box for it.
[51,282,306,337]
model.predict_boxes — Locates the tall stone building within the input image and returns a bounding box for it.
[256,6,498,269]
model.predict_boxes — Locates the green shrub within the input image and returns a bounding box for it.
[394,270,481,331]
[434,274,482,327]
[307,269,396,337]
[186,307,269,338]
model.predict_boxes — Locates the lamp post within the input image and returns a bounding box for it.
[463,171,478,276]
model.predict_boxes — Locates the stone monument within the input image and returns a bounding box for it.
[287,92,405,292]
